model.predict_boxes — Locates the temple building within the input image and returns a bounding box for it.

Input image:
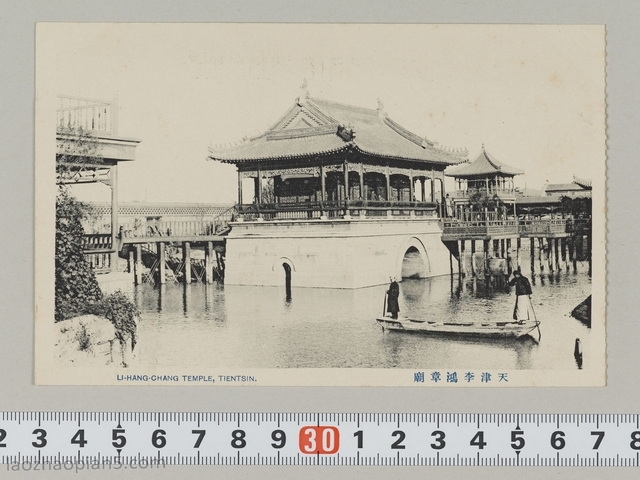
[207,89,468,288]
[545,176,592,198]
[208,89,468,220]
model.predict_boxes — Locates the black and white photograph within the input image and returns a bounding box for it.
[35,23,605,386]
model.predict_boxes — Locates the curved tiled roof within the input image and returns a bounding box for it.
[208,95,468,166]
[445,149,523,178]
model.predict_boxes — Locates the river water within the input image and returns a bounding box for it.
[133,262,593,371]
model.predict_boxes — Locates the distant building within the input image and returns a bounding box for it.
[545,176,592,198]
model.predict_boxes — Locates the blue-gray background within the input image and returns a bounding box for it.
[0,1,635,479]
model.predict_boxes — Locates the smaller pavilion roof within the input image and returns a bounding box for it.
[444,148,523,178]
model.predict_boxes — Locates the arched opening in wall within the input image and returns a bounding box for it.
[401,246,424,279]
[283,263,292,300]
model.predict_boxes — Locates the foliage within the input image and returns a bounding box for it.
[468,189,501,211]
[55,189,102,322]
[56,126,104,178]
[559,196,592,218]
[85,291,138,350]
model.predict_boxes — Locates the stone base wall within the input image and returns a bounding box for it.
[224,218,452,289]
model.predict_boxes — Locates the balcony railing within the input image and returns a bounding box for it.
[57,95,116,135]
[237,200,438,221]
[442,217,585,239]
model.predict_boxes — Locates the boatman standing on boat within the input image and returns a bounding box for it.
[508,269,534,323]
[387,277,400,319]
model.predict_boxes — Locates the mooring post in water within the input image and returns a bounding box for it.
[574,338,583,369]
[158,242,166,285]
[183,241,191,284]
[205,241,214,284]
[135,244,142,285]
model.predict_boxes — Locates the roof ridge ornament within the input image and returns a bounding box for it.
[377,97,386,119]
[297,79,309,106]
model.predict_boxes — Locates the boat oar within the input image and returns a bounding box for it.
[530,296,541,342]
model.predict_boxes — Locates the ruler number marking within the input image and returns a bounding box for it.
[0,428,6,447]
[551,431,566,450]
[591,431,605,450]
[271,430,286,449]
[152,429,167,449]
[630,431,640,450]
[112,428,126,449]
[430,430,446,450]
[32,428,47,448]
[231,429,247,449]
[71,429,87,448]
[511,430,525,451]
[354,430,363,449]
[192,429,206,448]
[470,431,487,450]
[391,430,406,450]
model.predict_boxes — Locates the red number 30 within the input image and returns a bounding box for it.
[298,426,340,454]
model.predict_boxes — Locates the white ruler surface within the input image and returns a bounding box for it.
[0,413,639,467]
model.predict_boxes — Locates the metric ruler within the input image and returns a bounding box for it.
[0,413,639,467]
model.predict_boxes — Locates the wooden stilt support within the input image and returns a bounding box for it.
[458,240,464,278]
[547,238,554,273]
[571,236,577,272]
[538,238,544,272]
[158,242,166,284]
[205,241,214,284]
[183,242,191,284]
[135,245,142,285]
[554,238,561,271]
[530,237,535,276]
[470,240,476,277]
[483,239,490,278]
[128,249,134,274]
[500,239,505,259]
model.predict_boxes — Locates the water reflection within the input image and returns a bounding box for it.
[135,264,592,371]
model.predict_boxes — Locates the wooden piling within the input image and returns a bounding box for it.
[555,238,561,271]
[516,237,521,270]
[470,240,476,277]
[458,240,464,278]
[538,238,544,272]
[128,249,134,275]
[183,242,191,284]
[205,241,214,284]
[158,242,166,284]
[547,238,554,273]
[135,245,142,285]
[483,239,490,277]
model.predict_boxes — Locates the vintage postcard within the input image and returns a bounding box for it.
[35,24,606,386]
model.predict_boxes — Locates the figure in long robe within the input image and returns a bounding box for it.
[508,269,534,322]
[387,278,400,319]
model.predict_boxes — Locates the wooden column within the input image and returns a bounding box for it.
[320,165,326,202]
[237,170,243,206]
[547,238,554,273]
[530,238,535,277]
[409,170,414,202]
[205,241,214,284]
[483,239,490,277]
[470,240,476,277]
[183,242,191,284]
[571,236,577,272]
[430,170,435,202]
[127,248,134,283]
[385,165,391,201]
[110,164,119,272]
[554,238,561,271]
[420,178,426,202]
[135,244,142,285]
[158,242,166,285]
[500,239,505,259]
[538,238,544,272]
[516,237,521,270]
[256,167,262,205]
[359,164,364,199]
[343,161,350,216]
[458,240,464,277]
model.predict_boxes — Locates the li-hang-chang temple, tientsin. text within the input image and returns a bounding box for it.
[208,89,470,289]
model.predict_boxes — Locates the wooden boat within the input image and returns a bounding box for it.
[376,316,541,340]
